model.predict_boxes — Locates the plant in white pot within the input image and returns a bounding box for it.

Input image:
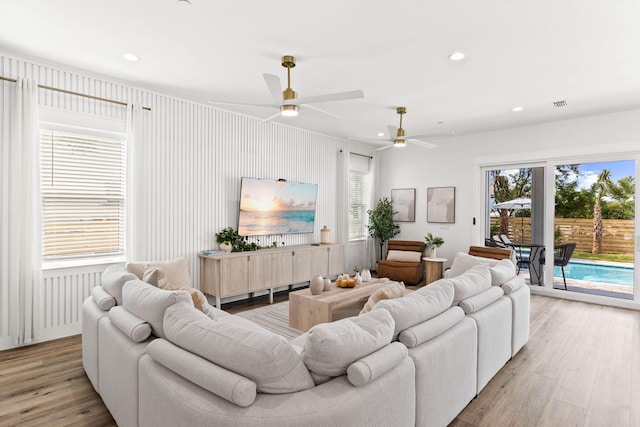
[420,233,444,258]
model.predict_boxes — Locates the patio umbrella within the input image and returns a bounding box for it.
[493,197,531,239]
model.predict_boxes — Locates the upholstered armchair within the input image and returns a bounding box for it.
[376,240,425,285]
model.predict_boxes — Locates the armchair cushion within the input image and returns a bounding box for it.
[387,250,421,263]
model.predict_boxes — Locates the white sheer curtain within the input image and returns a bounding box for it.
[365,154,378,269]
[336,150,350,272]
[126,103,144,262]
[8,78,42,345]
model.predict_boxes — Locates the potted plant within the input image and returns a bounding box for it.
[367,197,401,262]
[216,227,244,252]
[420,232,444,258]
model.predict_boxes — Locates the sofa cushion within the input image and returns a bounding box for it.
[92,285,116,311]
[386,250,421,263]
[163,303,314,394]
[502,275,525,294]
[146,339,257,407]
[444,252,500,278]
[347,342,408,387]
[449,265,492,305]
[458,286,505,314]
[101,264,138,305]
[108,306,152,343]
[122,280,193,338]
[359,282,407,315]
[302,309,394,377]
[398,306,465,348]
[127,257,191,288]
[489,259,517,285]
[374,280,454,337]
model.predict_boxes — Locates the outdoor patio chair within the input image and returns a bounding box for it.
[540,243,577,290]
[492,235,507,248]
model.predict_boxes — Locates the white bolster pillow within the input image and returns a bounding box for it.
[92,285,116,311]
[347,342,408,387]
[501,275,525,294]
[108,306,152,342]
[147,339,257,407]
[459,286,504,314]
[399,307,465,348]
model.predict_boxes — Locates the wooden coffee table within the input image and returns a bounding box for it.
[289,278,400,331]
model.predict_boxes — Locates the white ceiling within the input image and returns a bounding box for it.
[2,0,640,148]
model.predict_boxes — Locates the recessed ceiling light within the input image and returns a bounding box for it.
[377,132,384,137]
[177,0,192,5]
[448,51,465,61]
[512,106,524,112]
[122,53,138,62]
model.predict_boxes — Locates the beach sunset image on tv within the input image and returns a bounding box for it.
[238,178,318,236]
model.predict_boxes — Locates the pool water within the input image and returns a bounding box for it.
[555,261,634,287]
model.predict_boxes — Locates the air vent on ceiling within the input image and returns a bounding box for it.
[553,100,568,107]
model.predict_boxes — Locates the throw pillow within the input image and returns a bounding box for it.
[127,257,191,288]
[162,283,208,312]
[386,250,421,263]
[302,309,394,377]
[359,282,407,315]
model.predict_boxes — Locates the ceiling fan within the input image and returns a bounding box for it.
[208,55,364,122]
[366,107,455,151]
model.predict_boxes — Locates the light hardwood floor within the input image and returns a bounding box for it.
[1,294,638,426]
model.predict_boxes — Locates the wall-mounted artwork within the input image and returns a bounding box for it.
[427,187,455,223]
[391,188,416,222]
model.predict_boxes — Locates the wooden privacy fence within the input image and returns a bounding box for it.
[490,218,635,254]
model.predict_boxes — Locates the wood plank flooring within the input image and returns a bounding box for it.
[0,294,638,426]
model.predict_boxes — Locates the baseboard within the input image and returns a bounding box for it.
[0,323,82,352]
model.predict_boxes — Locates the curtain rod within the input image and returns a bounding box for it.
[0,75,151,111]
[343,150,373,159]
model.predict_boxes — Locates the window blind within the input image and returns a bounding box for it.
[349,171,369,239]
[40,130,126,260]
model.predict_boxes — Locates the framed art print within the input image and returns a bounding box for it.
[427,187,455,223]
[391,188,415,222]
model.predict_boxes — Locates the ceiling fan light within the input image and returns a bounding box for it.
[280,104,299,117]
[393,139,406,147]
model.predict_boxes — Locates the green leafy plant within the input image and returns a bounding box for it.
[367,197,400,261]
[215,227,275,252]
[419,233,445,252]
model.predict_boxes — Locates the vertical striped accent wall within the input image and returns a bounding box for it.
[0,52,366,349]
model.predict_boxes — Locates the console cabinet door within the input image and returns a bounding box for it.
[271,251,293,286]
[220,256,249,297]
[291,249,313,283]
[310,247,329,277]
[247,253,272,291]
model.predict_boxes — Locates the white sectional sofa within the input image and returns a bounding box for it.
[82,252,529,427]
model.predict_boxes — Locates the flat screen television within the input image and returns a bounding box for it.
[238,177,318,236]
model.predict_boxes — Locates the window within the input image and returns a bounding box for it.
[348,155,372,240]
[40,130,126,261]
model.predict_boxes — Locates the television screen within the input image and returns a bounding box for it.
[238,177,318,236]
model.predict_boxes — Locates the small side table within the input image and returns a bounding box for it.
[423,257,448,285]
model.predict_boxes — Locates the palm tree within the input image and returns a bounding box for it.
[592,169,614,254]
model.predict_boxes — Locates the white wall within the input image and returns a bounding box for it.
[0,52,374,349]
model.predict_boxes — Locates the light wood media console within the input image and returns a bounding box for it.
[199,243,344,309]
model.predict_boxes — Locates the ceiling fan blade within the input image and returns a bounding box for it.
[257,112,282,124]
[406,139,437,149]
[375,144,394,151]
[286,90,364,105]
[403,131,456,140]
[263,73,282,105]
[301,104,340,119]
[208,100,277,109]
[387,125,398,139]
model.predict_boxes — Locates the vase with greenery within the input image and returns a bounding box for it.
[420,233,444,258]
[367,197,400,261]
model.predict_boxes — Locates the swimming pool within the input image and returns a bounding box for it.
[555,261,634,287]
